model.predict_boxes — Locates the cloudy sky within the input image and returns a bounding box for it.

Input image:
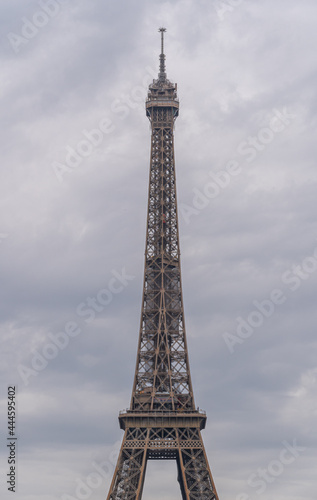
[1,1,316,499]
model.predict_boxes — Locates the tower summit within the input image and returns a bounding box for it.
[106,29,220,500]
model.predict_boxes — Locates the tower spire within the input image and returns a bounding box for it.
[158,27,167,81]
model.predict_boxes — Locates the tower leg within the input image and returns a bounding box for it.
[107,429,148,500]
[176,429,220,500]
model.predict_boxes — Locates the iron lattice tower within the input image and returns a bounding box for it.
[106,29,220,500]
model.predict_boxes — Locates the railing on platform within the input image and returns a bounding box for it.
[119,408,206,416]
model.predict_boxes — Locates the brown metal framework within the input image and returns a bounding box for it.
[106,28,220,500]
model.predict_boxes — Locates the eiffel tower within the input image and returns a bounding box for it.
[106,28,220,500]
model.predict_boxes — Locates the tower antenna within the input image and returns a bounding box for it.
[158,27,167,80]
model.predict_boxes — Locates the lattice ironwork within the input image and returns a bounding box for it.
[106,28,220,500]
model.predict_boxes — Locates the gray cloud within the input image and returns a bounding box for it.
[0,1,316,499]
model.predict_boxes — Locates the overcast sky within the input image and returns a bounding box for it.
[0,1,316,499]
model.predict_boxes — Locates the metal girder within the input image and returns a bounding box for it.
[107,421,218,500]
